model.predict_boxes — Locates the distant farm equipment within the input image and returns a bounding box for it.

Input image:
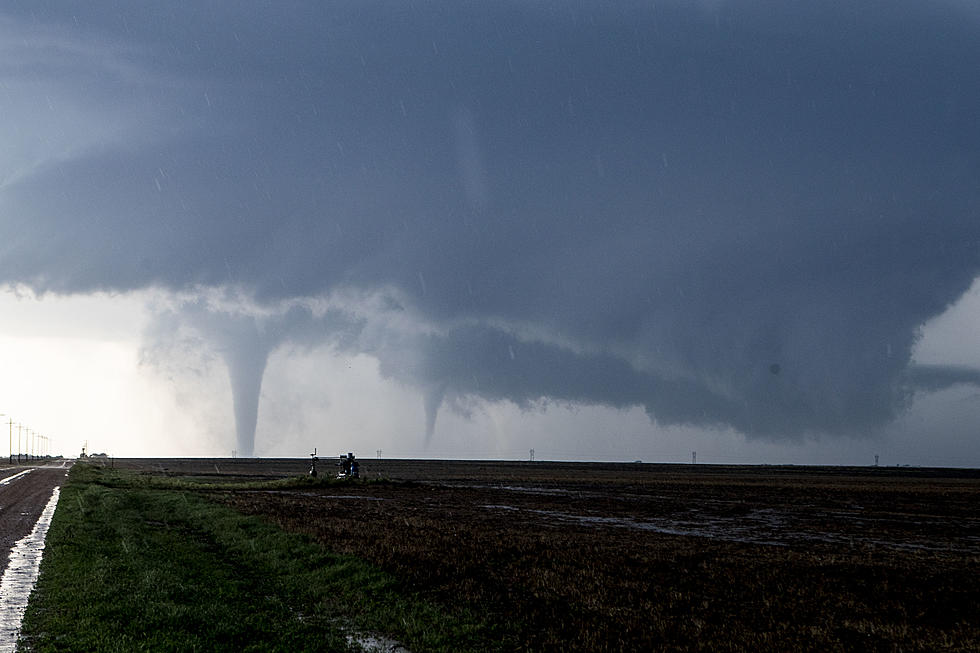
[307,450,360,479]
[337,452,359,479]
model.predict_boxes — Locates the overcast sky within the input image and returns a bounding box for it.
[1,1,979,464]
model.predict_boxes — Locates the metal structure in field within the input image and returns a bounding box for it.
[308,448,318,477]
[337,453,359,479]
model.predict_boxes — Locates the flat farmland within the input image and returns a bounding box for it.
[109,458,980,651]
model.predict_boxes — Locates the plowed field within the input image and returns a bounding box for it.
[111,458,980,651]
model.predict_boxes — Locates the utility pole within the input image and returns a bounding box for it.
[17,424,22,464]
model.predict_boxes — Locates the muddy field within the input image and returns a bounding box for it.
[112,458,980,651]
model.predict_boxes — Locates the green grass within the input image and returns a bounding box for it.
[85,467,395,492]
[20,465,504,652]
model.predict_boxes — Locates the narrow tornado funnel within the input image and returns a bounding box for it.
[223,344,269,458]
[423,381,447,445]
[213,315,272,458]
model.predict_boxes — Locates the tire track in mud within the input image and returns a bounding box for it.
[0,467,69,565]
[0,464,70,650]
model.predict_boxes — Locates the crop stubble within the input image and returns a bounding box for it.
[116,459,980,651]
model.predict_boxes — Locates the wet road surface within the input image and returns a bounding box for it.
[0,463,69,651]
[0,465,70,580]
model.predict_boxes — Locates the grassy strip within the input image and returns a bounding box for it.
[88,469,395,493]
[20,465,503,652]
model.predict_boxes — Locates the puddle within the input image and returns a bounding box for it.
[346,632,410,652]
[482,504,786,546]
[496,485,575,496]
[252,490,385,501]
[440,482,584,497]
[482,503,980,553]
[0,471,32,487]
[304,494,385,501]
[0,486,61,652]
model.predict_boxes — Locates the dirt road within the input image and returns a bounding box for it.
[0,464,70,574]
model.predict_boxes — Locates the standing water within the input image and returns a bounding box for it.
[0,486,61,652]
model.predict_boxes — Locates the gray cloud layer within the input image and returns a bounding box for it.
[3,2,980,449]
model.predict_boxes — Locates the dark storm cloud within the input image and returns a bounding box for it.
[3,2,980,440]
[910,365,980,394]
[141,295,364,456]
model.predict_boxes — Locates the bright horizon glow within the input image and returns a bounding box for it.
[1,285,978,467]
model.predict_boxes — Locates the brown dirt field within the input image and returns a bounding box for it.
[114,459,980,651]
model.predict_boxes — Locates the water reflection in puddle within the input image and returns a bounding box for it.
[482,503,980,553]
[252,490,386,501]
[0,486,61,652]
[0,471,32,487]
[346,632,411,652]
